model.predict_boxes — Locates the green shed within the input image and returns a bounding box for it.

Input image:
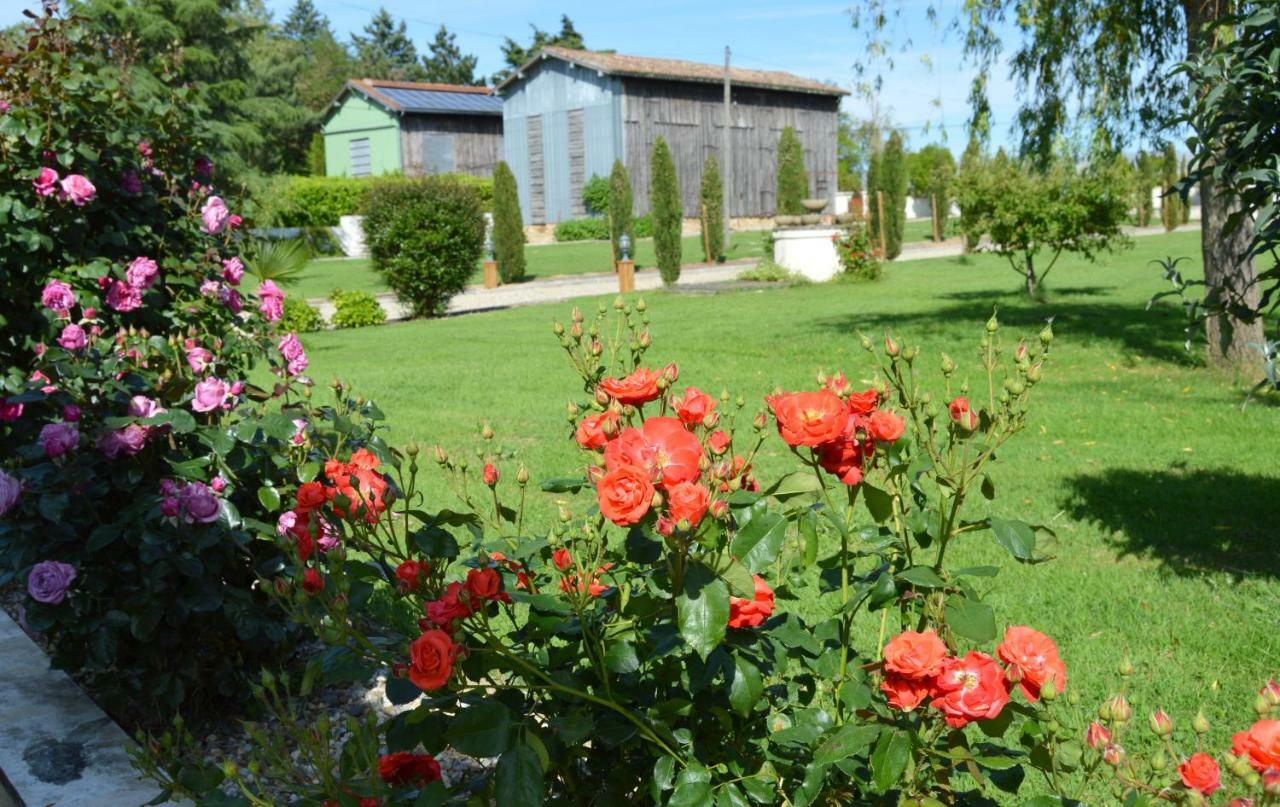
[321,79,504,178]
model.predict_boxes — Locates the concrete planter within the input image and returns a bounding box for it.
[772,227,841,281]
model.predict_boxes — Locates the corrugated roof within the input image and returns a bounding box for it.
[498,47,848,96]
[346,79,503,116]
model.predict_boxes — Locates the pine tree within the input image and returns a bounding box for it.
[282,0,328,41]
[421,25,482,86]
[775,127,808,216]
[880,131,908,259]
[491,162,526,283]
[608,159,633,265]
[1161,144,1181,232]
[650,137,682,285]
[699,154,724,262]
[493,15,585,85]
[353,8,427,81]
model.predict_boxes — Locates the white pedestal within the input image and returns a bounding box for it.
[773,227,841,281]
[335,215,368,258]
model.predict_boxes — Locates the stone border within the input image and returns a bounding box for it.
[0,610,178,806]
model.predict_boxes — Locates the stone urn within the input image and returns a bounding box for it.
[801,198,828,214]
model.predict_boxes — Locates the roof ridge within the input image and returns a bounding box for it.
[357,78,494,95]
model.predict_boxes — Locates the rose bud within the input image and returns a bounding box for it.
[1102,744,1125,767]
[483,463,499,487]
[1086,721,1112,749]
[586,465,605,483]
[1108,695,1132,723]
[516,466,529,486]
[1192,710,1210,735]
[703,411,719,429]
[591,340,603,357]
[663,363,679,383]
[638,330,651,348]
[1039,321,1054,347]
[753,410,767,430]
[553,321,565,336]
[1148,710,1173,736]
[884,334,900,357]
[1255,694,1271,716]
[571,306,583,323]
[1150,749,1167,771]
[859,333,873,351]
[1117,656,1134,676]
[710,500,728,519]
[434,445,449,465]
[940,353,956,375]
[986,312,999,333]
[1263,680,1280,707]
[570,322,583,340]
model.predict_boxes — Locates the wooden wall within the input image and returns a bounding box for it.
[620,79,840,218]
[400,114,503,178]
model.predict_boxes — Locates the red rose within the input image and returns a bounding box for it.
[302,568,324,595]
[551,548,573,571]
[666,481,710,527]
[379,752,441,787]
[482,463,499,486]
[349,448,380,470]
[883,629,948,679]
[598,367,663,406]
[425,581,473,627]
[671,386,716,426]
[596,464,655,526]
[930,651,1011,728]
[996,625,1067,701]
[408,629,458,691]
[948,397,979,430]
[295,481,328,512]
[767,391,847,447]
[728,575,774,629]
[1178,752,1221,796]
[559,562,613,598]
[604,417,703,488]
[575,411,619,449]
[464,566,510,604]
[1232,720,1280,773]
[816,424,867,486]
[395,560,427,590]
[867,410,905,443]
[707,430,731,455]
[1086,721,1112,749]
[881,673,932,712]
[846,388,879,414]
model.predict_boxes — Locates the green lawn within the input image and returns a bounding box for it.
[295,230,1278,797]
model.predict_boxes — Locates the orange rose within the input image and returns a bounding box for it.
[846,388,879,414]
[949,396,979,430]
[596,464,655,525]
[464,566,510,604]
[671,386,716,426]
[379,752,441,787]
[767,390,847,447]
[598,367,662,406]
[295,481,328,512]
[1178,752,1221,796]
[349,448,380,470]
[559,562,614,598]
[707,430,731,455]
[727,575,774,629]
[930,651,1011,728]
[1232,720,1280,773]
[867,410,905,443]
[883,629,948,679]
[666,481,710,527]
[575,411,619,449]
[408,629,458,691]
[881,673,932,712]
[603,417,703,488]
[551,547,573,571]
[996,625,1067,701]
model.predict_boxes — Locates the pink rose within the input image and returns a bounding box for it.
[199,279,220,297]
[31,370,55,394]
[201,196,230,234]
[97,424,148,459]
[42,280,75,312]
[276,510,298,536]
[125,256,159,289]
[278,332,308,376]
[178,482,221,524]
[39,422,79,457]
[106,280,142,312]
[210,475,227,493]
[33,167,59,197]
[257,280,284,322]
[59,174,96,206]
[57,323,87,351]
[290,418,307,446]
[186,345,213,373]
[228,214,243,229]
[128,395,164,420]
[137,141,152,158]
[0,469,21,517]
[220,286,243,314]
[221,257,244,285]
[191,377,230,413]
[0,399,23,421]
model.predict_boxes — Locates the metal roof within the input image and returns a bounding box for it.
[338,80,503,117]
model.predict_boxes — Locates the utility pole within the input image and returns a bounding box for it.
[722,46,732,245]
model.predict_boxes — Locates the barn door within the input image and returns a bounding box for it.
[568,109,585,216]
[424,134,455,175]
[528,115,545,224]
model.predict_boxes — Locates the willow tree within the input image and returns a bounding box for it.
[850,0,1263,367]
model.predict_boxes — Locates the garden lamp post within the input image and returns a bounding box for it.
[482,230,498,289]
[617,233,635,293]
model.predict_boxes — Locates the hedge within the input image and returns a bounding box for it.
[258,174,494,228]
[555,214,654,243]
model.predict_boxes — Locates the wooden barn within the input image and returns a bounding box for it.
[321,80,503,178]
[496,46,846,225]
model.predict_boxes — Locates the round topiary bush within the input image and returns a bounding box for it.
[361,176,486,318]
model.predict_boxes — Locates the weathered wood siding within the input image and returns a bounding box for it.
[399,114,503,178]
[620,78,839,217]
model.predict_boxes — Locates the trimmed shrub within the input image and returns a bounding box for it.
[491,162,526,283]
[273,176,375,228]
[609,159,633,262]
[738,260,810,284]
[306,133,325,177]
[957,137,985,252]
[554,217,610,242]
[700,154,725,262]
[880,132,908,259]
[361,176,485,318]
[650,136,682,284]
[329,289,387,328]
[281,296,326,332]
[776,126,808,216]
[582,173,610,216]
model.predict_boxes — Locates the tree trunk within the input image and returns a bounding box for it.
[1025,255,1037,297]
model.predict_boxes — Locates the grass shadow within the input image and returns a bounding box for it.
[1063,465,1280,578]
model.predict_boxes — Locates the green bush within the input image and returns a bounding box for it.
[281,297,326,332]
[608,159,633,262]
[272,176,377,228]
[491,162,526,283]
[554,217,610,241]
[700,155,724,262]
[880,132,908,259]
[835,220,881,281]
[582,174,610,216]
[361,176,485,318]
[329,289,387,328]
[737,259,810,284]
[650,136,682,284]
[776,127,808,216]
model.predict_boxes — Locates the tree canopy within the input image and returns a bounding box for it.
[421,25,482,86]
[352,7,426,82]
[492,14,585,85]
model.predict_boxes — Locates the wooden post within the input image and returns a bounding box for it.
[931,193,941,242]
[617,258,636,293]
[483,260,498,289]
[876,190,887,257]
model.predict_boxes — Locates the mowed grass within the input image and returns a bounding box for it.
[297,230,1279,796]
[283,231,770,301]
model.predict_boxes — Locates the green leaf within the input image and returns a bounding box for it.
[990,517,1036,561]
[384,676,421,706]
[651,756,675,802]
[447,700,513,757]
[412,525,459,558]
[945,595,997,643]
[256,485,281,512]
[861,483,893,523]
[704,554,756,598]
[717,783,750,807]
[605,640,641,674]
[799,508,819,567]
[870,729,911,792]
[813,723,879,766]
[729,512,787,573]
[727,655,763,717]
[668,769,712,807]
[677,564,729,659]
[494,743,543,807]
[86,525,120,552]
[980,474,996,500]
[765,471,822,499]
[897,566,946,589]
[539,476,585,493]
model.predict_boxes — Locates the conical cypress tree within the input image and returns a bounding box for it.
[650,137,682,285]
[775,127,808,215]
[1161,144,1181,231]
[866,147,883,253]
[491,161,525,283]
[699,154,724,262]
[608,159,632,265]
[880,131,908,259]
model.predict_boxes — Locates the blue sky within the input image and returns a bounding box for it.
[7,1,1025,153]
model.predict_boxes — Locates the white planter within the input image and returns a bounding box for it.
[335,215,368,258]
[773,227,841,281]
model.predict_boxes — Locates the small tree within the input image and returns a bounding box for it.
[1161,144,1182,232]
[582,174,610,216]
[608,159,633,265]
[866,147,884,253]
[491,161,526,283]
[1132,150,1159,228]
[775,127,808,216]
[650,136,682,284]
[957,136,985,252]
[699,154,725,262]
[963,157,1131,297]
[880,131,908,259]
[908,144,957,242]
